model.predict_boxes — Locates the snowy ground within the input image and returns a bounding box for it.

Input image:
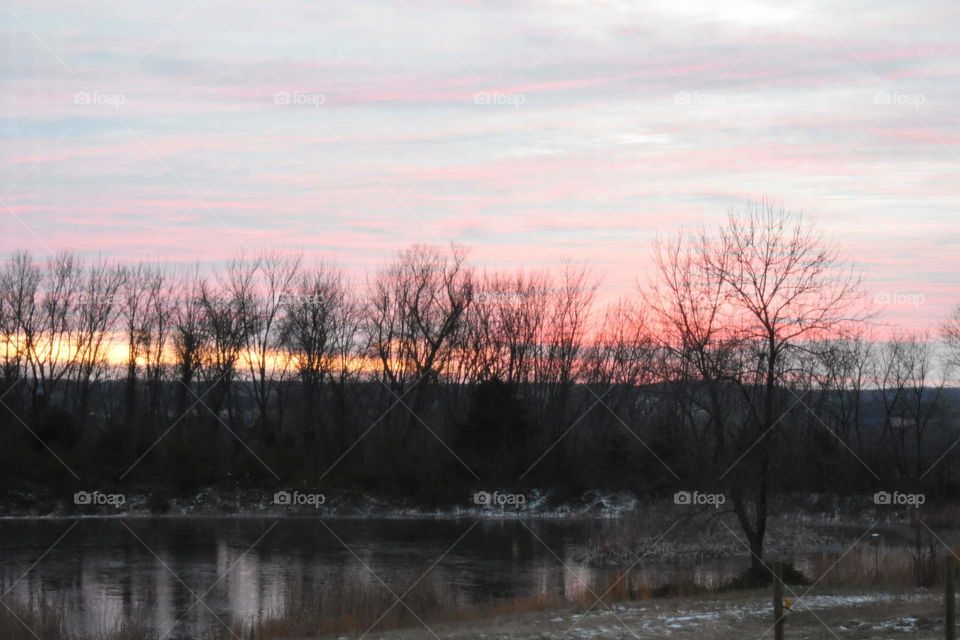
[364,589,945,639]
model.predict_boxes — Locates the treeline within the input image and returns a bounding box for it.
[1,203,959,564]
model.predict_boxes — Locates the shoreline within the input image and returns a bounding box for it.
[364,587,945,640]
[0,511,626,521]
[0,487,646,520]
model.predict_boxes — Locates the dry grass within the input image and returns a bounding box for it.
[237,574,464,638]
[5,577,655,640]
[804,544,944,588]
[0,598,151,640]
[4,558,940,640]
[232,569,710,639]
[0,598,67,640]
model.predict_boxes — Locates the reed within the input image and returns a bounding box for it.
[0,598,151,640]
[232,569,706,639]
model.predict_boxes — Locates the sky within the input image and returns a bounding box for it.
[1,0,958,330]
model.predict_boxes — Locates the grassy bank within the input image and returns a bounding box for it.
[2,584,945,640]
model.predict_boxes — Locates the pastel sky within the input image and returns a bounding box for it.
[1,0,958,329]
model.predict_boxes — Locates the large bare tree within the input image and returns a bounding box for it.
[648,201,867,572]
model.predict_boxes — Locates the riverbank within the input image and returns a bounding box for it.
[0,485,936,522]
[1,587,944,639]
[1,488,947,578]
[363,588,944,640]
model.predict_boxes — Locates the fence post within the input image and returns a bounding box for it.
[948,555,956,640]
[773,563,785,640]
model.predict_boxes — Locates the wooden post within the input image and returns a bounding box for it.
[773,563,785,640]
[947,555,956,640]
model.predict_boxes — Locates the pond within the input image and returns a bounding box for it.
[0,517,905,638]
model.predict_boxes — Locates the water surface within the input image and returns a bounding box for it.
[0,517,893,638]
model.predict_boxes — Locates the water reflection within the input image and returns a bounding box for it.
[0,517,907,637]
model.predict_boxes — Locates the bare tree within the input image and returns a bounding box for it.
[648,201,867,572]
[585,300,656,389]
[813,331,874,459]
[172,267,207,420]
[143,267,172,428]
[326,274,365,451]
[874,335,913,474]
[120,264,153,429]
[0,252,40,397]
[281,260,346,445]
[365,243,474,476]
[26,251,83,412]
[460,269,551,386]
[121,264,172,432]
[230,251,302,444]
[199,276,246,430]
[70,259,123,431]
[942,304,960,370]
[367,244,474,395]
[876,332,947,478]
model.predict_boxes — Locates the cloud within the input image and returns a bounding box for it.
[1,0,958,329]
